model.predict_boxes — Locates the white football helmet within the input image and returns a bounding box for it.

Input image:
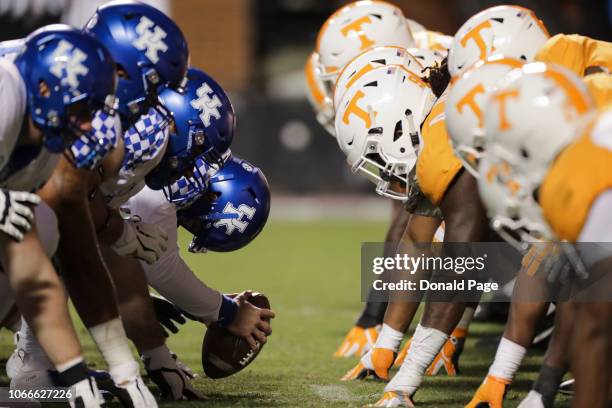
[446,55,524,177]
[333,46,424,111]
[485,62,595,190]
[316,1,415,86]
[305,51,335,136]
[448,5,550,77]
[407,47,446,69]
[335,65,436,201]
[477,153,553,252]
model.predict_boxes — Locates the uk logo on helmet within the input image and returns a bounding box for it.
[49,40,89,88]
[132,16,168,63]
[190,83,222,127]
[214,203,257,235]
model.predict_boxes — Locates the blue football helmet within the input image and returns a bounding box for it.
[14,24,117,168]
[145,67,235,190]
[84,0,189,125]
[177,156,271,253]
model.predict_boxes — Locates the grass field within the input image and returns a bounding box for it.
[0,219,571,407]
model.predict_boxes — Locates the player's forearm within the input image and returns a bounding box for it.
[144,252,222,324]
[39,159,119,326]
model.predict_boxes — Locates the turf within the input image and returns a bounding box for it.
[0,220,571,407]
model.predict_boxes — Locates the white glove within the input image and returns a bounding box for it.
[112,215,168,264]
[69,376,104,408]
[0,189,40,241]
[110,361,158,408]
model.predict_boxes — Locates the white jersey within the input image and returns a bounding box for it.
[124,185,223,324]
[100,113,168,209]
[0,55,60,192]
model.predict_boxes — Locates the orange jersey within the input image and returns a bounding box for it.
[540,107,612,241]
[583,72,612,108]
[536,34,612,77]
[415,92,464,205]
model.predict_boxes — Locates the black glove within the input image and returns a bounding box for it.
[150,293,186,336]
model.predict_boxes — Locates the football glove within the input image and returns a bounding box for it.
[0,189,40,241]
[334,325,380,357]
[112,215,168,264]
[425,327,466,376]
[150,294,187,336]
[465,375,510,408]
[109,361,158,408]
[342,347,396,381]
[145,355,204,400]
[69,376,105,408]
[367,391,415,407]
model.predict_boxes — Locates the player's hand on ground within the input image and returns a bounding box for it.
[0,189,40,241]
[367,391,415,407]
[150,293,187,336]
[227,290,275,351]
[425,328,466,376]
[110,361,158,408]
[465,375,510,408]
[112,215,168,264]
[342,347,395,381]
[69,376,105,408]
[145,355,204,400]
[334,325,380,357]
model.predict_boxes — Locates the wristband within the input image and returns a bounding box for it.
[217,295,238,327]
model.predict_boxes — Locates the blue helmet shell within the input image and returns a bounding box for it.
[84,0,188,123]
[177,156,270,253]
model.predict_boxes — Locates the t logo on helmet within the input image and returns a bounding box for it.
[460,20,492,59]
[343,90,376,128]
[456,83,486,127]
[214,203,257,235]
[492,89,520,130]
[132,16,168,63]
[50,40,89,88]
[341,16,375,50]
[190,82,222,127]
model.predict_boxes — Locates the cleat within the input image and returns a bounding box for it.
[425,328,466,376]
[341,348,395,381]
[334,325,380,358]
[465,375,510,408]
[367,391,415,407]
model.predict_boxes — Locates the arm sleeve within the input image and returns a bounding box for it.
[0,59,26,172]
[125,186,223,324]
[536,34,612,77]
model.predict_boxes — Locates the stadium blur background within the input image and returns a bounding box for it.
[1,0,609,200]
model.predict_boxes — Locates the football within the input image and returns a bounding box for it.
[201,293,271,379]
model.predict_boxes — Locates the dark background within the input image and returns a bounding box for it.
[1,0,610,195]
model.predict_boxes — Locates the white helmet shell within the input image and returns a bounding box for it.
[316,1,415,84]
[448,5,549,77]
[335,64,436,201]
[333,46,424,111]
[304,51,335,136]
[445,55,524,177]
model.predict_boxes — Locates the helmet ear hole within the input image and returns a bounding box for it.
[116,64,131,79]
[393,120,403,141]
[520,147,530,159]
[38,80,50,98]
